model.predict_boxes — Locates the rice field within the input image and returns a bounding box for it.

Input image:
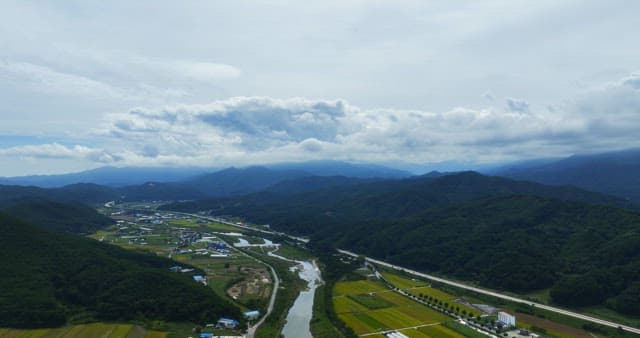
[0,324,165,338]
[333,277,459,337]
[382,273,482,317]
[333,280,387,296]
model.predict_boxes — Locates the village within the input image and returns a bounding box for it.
[95,205,276,338]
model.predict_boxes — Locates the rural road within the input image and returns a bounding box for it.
[124,207,640,336]
[246,261,279,338]
[338,249,640,335]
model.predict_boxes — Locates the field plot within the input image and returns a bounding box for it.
[333,280,387,296]
[417,324,465,338]
[333,278,455,336]
[382,272,429,289]
[349,293,394,309]
[516,312,594,338]
[382,272,482,317]
[0,324,152,338]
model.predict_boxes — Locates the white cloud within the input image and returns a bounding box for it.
[3,67,640,174]
[0,143,116,163]
[0,60,126,99]
[84,73,639,167]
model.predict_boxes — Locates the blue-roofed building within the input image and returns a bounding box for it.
[199,333,213,338]
[216,317,240,329]
[193,275,205,283]
[244,310,260,320]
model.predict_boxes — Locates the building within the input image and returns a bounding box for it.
[244,310,260,320]
[498,311,516,327]
[216,318,239,329]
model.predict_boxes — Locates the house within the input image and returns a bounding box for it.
[497,311,516,327]
[193,275,206,283]
[244,310,260,320]
[216,318,239,329]
[169,265,181,272]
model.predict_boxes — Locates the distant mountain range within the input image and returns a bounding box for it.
[0,162,413,203]
[163,171,635,234]
[491,148,640,202]
[0,161,411,188]
[0,166,215,188]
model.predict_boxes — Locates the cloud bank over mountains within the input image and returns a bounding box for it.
[1,1,639,175]
[2,72,638,173]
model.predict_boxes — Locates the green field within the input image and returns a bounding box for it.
[333,280,386,296]
[333,278,455,336]
[348,293,394,309]
[382,272,482,317]
[0,324,166,338]
[418,324,465,338]
[382,272,429,289]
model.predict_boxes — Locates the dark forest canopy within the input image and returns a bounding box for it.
[163,172,640,316]
[0,213,241,328]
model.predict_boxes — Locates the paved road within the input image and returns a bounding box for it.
[246,261,278,338]
[118,207,640,335]
[338,249,640,335]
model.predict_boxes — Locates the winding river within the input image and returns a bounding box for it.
[268,250,323,338]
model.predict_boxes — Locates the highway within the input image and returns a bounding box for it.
[338,249,640,335]
[116,206,640,335]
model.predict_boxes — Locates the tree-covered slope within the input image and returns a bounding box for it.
[0,198,113,233]
[494,148,640,202]
[314,195,640,316]
[163,171,635,235]
[162,172,640,315]
[0,213,241,328]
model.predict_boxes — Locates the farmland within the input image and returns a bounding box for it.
[94,208,275,315]
[0,323,166,338]
[333,279,463,337]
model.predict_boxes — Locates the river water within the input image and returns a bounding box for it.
[268,251,323,338]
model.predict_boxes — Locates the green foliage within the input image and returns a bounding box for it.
[0,197,113,233]
[0,213,241,328]
[164,172,640,316]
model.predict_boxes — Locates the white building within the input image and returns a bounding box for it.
[498,311,516,327]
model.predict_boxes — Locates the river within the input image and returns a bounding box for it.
[268,250,323,338]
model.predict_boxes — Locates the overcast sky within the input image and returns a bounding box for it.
[1,0,639,176]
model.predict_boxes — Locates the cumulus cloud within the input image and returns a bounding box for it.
[5,72,639,170]
[93,97,565,166]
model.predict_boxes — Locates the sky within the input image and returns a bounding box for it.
[1,0,639,176]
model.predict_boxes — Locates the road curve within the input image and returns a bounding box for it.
[129,207,639,335]
[337,249,640,335]
[246,261,279,338]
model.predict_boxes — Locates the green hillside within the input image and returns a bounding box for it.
[0,198,113,233]
[163,173,640,316]
[0,213,241,328]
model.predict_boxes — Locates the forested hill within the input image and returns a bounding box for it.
[162,171,635,235]
[161,172,640,316]
[493,148,640,202]
[316,195,640,315]
[0,198,113,233]
[0,213,241,328]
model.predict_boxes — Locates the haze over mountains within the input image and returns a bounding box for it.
[492,148,640,202]
[2,150,640,323]
[2,150,639,202]
[0,160,410,188]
